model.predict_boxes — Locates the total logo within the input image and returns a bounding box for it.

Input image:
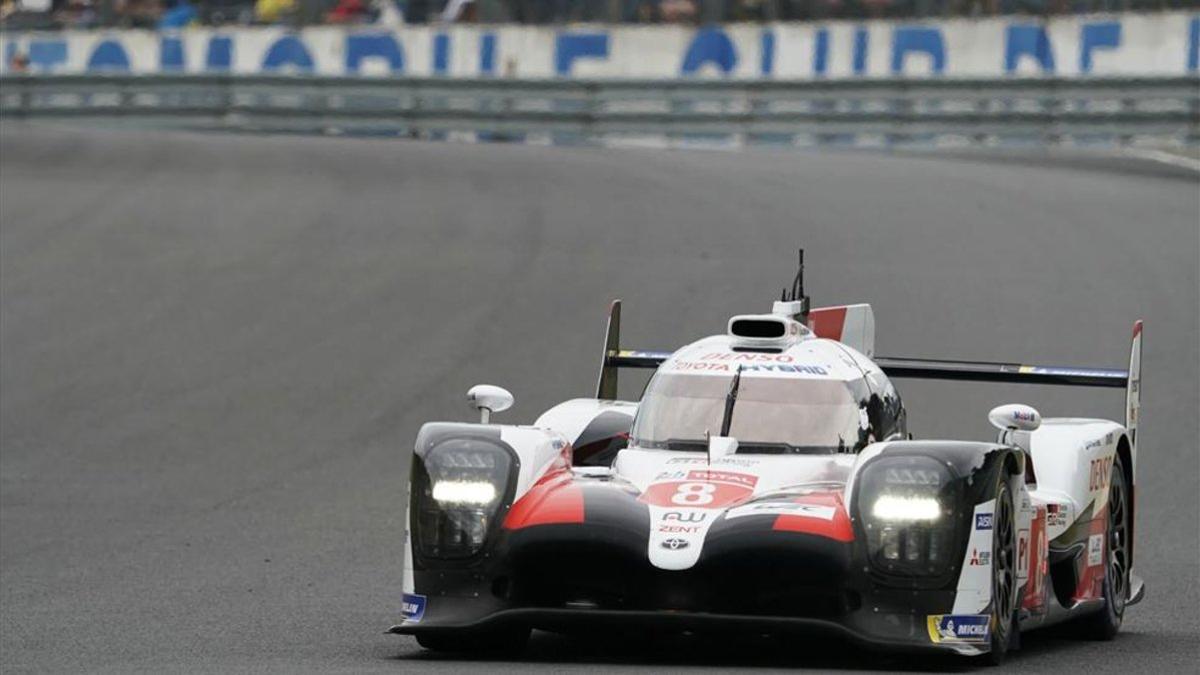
[927,614,990,644]
[660,538,690,551]
[969,548,991,566]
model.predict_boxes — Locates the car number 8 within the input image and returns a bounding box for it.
[671,483,716,505]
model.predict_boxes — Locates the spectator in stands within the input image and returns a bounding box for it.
[325,0,370,21]
[660,0,697,21]
[255,0,295,23]
[115,0,162,27]
[158,0,196,27]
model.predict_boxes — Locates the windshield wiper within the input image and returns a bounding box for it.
[719,364,744,437]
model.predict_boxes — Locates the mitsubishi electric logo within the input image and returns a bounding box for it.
[660,538,690,550]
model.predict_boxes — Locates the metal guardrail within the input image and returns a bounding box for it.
[1,74,1197,147]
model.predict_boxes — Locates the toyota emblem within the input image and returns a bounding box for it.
[660,538,690,550]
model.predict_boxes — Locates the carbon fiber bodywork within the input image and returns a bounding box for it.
[395,437,1024,653]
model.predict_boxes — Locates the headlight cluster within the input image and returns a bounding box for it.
[413,438,514,559]
[857,456,958,577]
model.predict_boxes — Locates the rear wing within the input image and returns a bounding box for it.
[595,301,1142,450]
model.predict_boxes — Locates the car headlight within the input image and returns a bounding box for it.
[412,437,515,559]
[857,456,959,577]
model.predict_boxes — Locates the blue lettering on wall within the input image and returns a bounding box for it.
[814,28,829,76]
[433,33,450,75]
[479,32,496,75]
[160,36,185,71]
[891,26,945,74]
[87,40,130,71]
[852,27,869,75]
[262,35,314,72]
[28,40,68,73]
[681,28,736,75]
[1005,24,1055,73]
[1079,22,1121,73]
[556,32,608,76]
[345,33,404,74]
[206,36,232,71]
[1186,16,1198,71]
[760,29,774,76]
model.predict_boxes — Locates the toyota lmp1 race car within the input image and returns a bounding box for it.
[390,252,1145,664]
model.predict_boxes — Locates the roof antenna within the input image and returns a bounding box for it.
[783,249,810,323]
[772,249,811,324]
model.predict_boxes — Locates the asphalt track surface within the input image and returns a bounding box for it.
[1,124,1197,674]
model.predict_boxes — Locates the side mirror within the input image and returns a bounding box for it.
[467,385,513,424]
[988,404,1041,433]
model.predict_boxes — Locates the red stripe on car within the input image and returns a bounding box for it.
[771,491,855,542]
[808,306,848,341]
[503,471,584,529]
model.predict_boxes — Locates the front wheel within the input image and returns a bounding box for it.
[984,474,1018,665]
[1078,453,1130,640]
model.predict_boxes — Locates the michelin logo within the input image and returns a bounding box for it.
[401,593,427,623]
[927,614,990,645]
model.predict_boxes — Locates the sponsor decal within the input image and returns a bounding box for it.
[663,511,707,522]
[660,538,690,550]
[666,456,756,467]
[670,361,828,375]
[742,364,828,375]
[699,352,795,363]
[726,501,836,521]
[1089,456,1113,492]
[642,470,758,508]
[969,548,991,566]
[975,513,993,530]
[1105,432,1114,445]
[1012,409,1037,422]
[685,470,757,488]
[1017,528,1030,580]
[927,614,991,645]
[1088,534,1104,567]
[1045,504,1068,528]
[401,593,427,623]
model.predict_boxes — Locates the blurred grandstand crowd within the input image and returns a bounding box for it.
[1,0,1196,30]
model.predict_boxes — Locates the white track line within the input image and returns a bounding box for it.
[1119,148,1200,173]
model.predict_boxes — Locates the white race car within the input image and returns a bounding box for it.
[391,252,1144,664]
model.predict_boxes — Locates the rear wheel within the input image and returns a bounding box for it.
[985,475,1018,665]
[415,626,530,654]
[1078,454,1129,640]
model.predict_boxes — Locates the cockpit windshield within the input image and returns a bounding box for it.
[630,371,866,454]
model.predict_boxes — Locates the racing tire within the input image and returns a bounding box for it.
[984,474,1018,666]
[415,627,531,655]
[1077,453,1130,641]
